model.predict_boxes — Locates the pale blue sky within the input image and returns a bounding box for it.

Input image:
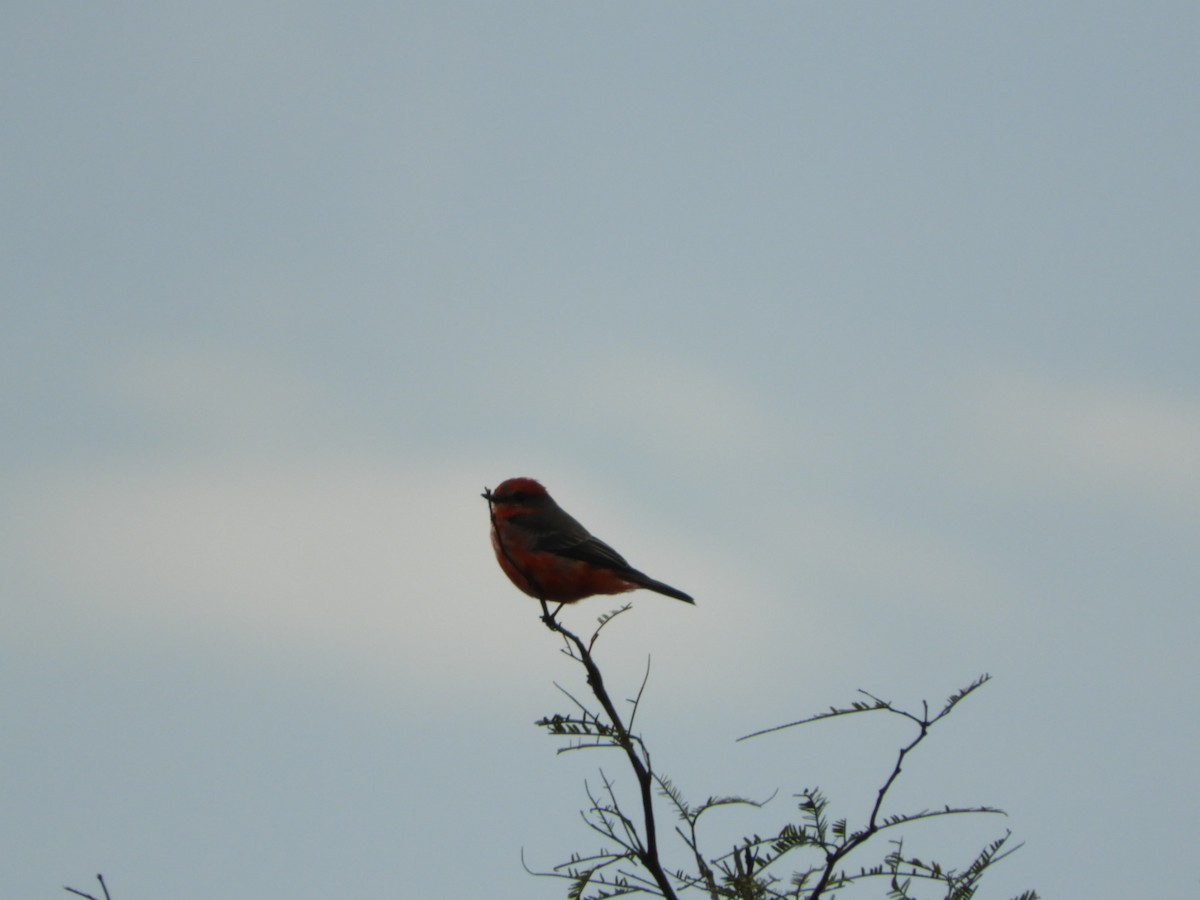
[3,4,1198,898]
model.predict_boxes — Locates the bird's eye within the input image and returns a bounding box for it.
[508,490,528,502]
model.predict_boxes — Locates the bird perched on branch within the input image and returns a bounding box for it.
[482,477,694,606]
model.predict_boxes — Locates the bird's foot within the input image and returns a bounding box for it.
[539,599,565,629]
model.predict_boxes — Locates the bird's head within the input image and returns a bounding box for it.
[481,476,551,507]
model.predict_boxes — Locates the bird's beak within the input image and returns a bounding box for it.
[481,487,494,502]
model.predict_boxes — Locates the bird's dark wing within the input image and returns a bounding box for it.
[533,529,632,571]
[517,509,695,604]
[510,502,634,572]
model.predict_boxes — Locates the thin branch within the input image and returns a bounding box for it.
[732,678,1004,899]
[627,655,652,735]
[551,615,677,899]
[866,721,926,833]
[590,603,635,652]
[64,875,111,900]
[737,699,891,741]
[527,597,677,899]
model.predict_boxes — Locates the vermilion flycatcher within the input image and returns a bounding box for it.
[483,477,694,605]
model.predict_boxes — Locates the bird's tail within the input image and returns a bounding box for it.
[625,569,695,604]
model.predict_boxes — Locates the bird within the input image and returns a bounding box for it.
[482,477,694,605]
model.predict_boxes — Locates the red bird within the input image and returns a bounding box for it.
[483,477,694,605]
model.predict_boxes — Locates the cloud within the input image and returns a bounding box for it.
[4,455,549,692]
[4,338,779,711]
[956,368,1200,514]
[3,448,762,710]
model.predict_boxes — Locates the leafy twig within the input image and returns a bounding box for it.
[535,609,678,899]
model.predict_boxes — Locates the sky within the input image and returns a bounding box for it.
[3,3,1197,898]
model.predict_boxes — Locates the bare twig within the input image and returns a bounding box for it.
[64,874,111,900]
[627,655,652,735]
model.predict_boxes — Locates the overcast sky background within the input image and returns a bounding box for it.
[3,4,1198,899]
